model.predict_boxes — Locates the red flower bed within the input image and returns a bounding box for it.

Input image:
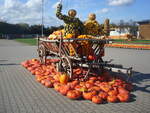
[21,59,134,104]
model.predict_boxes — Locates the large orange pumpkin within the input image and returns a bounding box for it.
[108,90,118,96]
[83,91,95,100]
[118,87,129,94]
[92,96,103,104]
[98,92,108,100]
[85,82,94,89]
[67,90,81,100]
[107,95,118,103]
[100,83,112,92]
[59,85,71,96]
[90,86,101,92]
[117,93,130,102]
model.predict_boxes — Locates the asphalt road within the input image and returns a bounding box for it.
[104,48,150,73]
[0,39,150,113]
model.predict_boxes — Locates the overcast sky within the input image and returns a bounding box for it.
[0,0,150,26]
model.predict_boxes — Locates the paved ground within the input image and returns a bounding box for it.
[0,39,150,113]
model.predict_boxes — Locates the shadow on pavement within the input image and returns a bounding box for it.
[132,72,150,93]
[132,72,150,84]
[0,60,8,62]
[0,63,20,66]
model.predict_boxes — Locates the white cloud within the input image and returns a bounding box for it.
[96,8,109,14]
[0,0,61,26]
[108,0,135,6]
[100,8,109,13]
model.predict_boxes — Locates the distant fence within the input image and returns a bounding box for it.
[0,34,42,39]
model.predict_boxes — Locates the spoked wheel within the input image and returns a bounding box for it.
[57,56,73,79]
[38,44,47,64]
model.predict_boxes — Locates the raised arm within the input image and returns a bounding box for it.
[56,4,74,22]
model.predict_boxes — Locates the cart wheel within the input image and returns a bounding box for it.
[38,44,47,64]
[59,56,73,79]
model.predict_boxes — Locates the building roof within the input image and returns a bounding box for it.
[137,20,150,25]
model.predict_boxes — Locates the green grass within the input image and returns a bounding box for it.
[15,38,37,45]
[112,39,150,44]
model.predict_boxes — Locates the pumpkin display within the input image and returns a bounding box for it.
[92,96,103,104]
[21,59,134,104]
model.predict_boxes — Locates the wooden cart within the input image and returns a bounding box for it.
[37,36,132,81]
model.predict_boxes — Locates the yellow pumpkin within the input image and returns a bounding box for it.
[59,73,69,84]
[65,34,74,39]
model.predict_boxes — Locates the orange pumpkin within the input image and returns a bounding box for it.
[85,82,94,89]
[89,77,97,81]
[87,55,95,61]
[66,34,74,39]
[98,92,108,100]
[31,58,38,62]
[117,93,130,102]
[92,96,103,104]
[91,86,101,92]
[45,81,53,88]
[108,90,118,96]
[74,85,82,91]
[83,91,95,100]
[59,85,71,96]
[59,73,69,84]
[118,87,129,94]
[107,95,118,103]
[67,90,81,100]
[100,82,112,92]
[54,83,61,92]
[53,74,60,81]
[41,79,46,85]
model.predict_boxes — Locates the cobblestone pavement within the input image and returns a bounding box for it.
[0,39,150,113]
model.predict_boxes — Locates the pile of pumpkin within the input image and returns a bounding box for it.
[21,58,133,104]
[105,43,150,50]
